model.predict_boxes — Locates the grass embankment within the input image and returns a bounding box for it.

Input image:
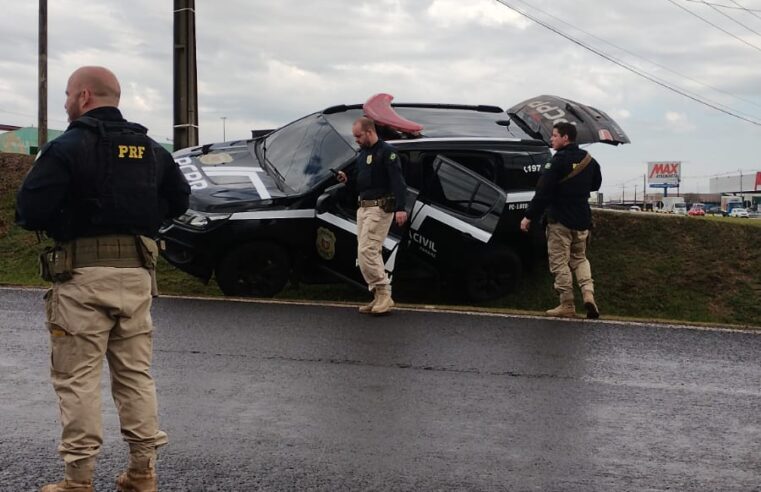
[2,152,760,327]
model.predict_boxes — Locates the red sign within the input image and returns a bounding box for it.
[647,161,681,188]
[756,172,761,191]
[649,162,680,178]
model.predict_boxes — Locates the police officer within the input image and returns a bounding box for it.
[337,117,407,314]
[520,122,602,319]
[16,66,190,492]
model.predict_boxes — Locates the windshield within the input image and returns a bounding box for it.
[675,203,686,208]
[262,113,356,193]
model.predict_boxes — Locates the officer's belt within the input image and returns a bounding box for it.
[67,235,144,268]
[358,197,391,208]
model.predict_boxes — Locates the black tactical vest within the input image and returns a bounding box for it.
[70,116,161,236]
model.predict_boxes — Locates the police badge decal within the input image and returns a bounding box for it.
[316,227,336,260]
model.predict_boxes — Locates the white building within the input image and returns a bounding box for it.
[709,172,761,193]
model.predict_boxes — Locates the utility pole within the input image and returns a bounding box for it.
[634,184,638,204]
[173,0,199,150]
[221,116,226,141]
[643,173,647,208]
[38,0,48,151]
[621,184,625,204]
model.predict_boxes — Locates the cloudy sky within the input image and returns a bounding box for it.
[2,0,761,198]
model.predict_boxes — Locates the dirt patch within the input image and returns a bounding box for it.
[0,152,33,195]
[0,152,34,235]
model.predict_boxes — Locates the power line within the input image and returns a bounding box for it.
[511,0,761,112]
[665,0,761,53]
[684,0,761,12]
[699,0,761,38]
[493,0,761,126]
[727,0,761,21]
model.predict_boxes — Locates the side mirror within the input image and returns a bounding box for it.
[316,193,330,214]
[316,182,345,213]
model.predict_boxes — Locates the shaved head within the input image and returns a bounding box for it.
[64,66,121,122]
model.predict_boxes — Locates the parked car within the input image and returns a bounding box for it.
[729,208,750,218]
[629,205,641,212]
[160,94,629,301]
[688,203,705,216]
[705,205,722,216]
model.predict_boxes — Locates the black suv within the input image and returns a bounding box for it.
[160,95,628,301]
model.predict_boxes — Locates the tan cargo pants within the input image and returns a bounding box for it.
[45,266,168,466]
[546,222,594,302]
[356,206,394,291]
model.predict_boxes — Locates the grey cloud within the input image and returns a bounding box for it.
[1,0,760,194]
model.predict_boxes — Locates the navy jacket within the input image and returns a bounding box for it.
[524,143,602,230]
[353,140,407,212]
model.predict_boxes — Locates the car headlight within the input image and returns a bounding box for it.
[174,209,232,230]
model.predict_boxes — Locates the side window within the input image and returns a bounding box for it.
[440,152,498,183]
[497,151,549,191]
[400,151,427,191]
[431,156,501,218]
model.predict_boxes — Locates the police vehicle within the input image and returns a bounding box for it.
[159,94,628,301]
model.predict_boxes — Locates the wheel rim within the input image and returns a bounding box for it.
[234,256,287,294]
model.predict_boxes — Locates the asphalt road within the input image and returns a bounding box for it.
[1,287,760,491]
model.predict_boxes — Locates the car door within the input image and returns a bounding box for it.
[314,183,417,287]
[405,155,507,270]
[507,95,630,146]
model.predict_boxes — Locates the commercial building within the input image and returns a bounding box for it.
[1,126,173,155]
[0,127,64,155]
[709,172,761,193]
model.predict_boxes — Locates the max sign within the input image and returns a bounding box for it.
[648,161,681,187]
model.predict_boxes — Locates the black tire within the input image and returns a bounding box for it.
[216,241,290,297]
[462,247,522,302]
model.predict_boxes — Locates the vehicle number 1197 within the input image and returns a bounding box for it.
[523,164,542,173]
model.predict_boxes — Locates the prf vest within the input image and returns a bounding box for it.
[68,116,162,238]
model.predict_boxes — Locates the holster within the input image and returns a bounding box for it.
[39,244,74,283]
[382,196,396,213]
[135,236,160,297]
[135,236,159,270]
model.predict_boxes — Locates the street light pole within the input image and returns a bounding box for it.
[221,116,227,141]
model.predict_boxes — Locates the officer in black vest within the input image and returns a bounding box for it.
[16,66,189,492]
[337,117,407,314]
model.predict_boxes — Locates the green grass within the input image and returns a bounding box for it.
[3,153,760,327]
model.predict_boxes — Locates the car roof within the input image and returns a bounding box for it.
[322,104,542,144]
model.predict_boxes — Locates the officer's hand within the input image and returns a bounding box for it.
[520,217,531,232]
[336,171,347,183]
[395,211,408,227]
